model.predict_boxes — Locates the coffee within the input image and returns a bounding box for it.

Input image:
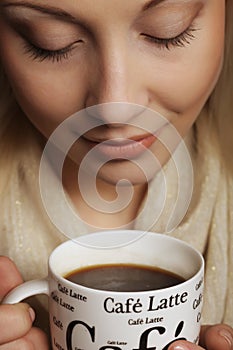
[64,264,185,292]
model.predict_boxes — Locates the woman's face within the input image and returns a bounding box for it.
[0,0,225,184]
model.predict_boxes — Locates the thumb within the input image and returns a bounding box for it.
[0,256,23,301]
[169,340,205,350]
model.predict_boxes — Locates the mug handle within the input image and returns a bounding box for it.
[2,279,49,304]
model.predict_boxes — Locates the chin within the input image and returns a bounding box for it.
[97,160,160,186]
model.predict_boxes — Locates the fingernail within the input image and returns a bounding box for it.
[219,329,233,348]
[171,343,190,350]
[28,307,35,322]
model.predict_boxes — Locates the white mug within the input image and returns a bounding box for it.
[3,230,204,350]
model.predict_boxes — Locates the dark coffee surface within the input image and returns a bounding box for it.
[64,264,185,292]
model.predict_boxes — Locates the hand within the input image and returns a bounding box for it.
[169,324,233,350]
[0,256,49,349]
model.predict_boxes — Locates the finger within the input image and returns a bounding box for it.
[0,303,35,345]
[199,324,233,350]
[168,340,205,350]
[25,327,50,350]
[0,257,23,300]
[0,327,49,350]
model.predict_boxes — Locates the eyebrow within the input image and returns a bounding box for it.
[143,0,166,11]
[1,0,166,21]
[1,1,78,24]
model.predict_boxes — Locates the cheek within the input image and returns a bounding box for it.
[0,35,88,137]
[13,75,84,135]
[147,5,225,118]
[6,67,88,136]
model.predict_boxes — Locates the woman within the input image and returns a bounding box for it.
[0,0,232,349]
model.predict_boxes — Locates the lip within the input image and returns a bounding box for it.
[81,133,158,159]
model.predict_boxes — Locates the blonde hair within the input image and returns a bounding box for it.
[0,1,233,194]
[205,0,233,173]
[0,68,38,194]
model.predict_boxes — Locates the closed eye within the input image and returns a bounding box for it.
[23,40,82,62]
[141,26,198,50]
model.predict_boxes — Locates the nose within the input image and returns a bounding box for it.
[85,38,149,125]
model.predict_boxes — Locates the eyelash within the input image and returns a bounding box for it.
[23,41,77,62]
[142,26,198,50]
[23,26,197,63]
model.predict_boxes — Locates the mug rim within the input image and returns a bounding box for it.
[48,230,204,295]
